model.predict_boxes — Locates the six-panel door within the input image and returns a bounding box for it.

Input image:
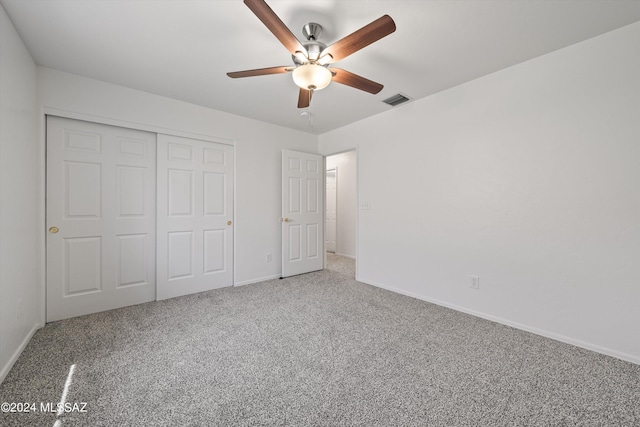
[281,150,324,277]
[46,117,156,321]
[156,134,234,300]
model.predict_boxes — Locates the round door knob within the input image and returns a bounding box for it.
[284,218,290,222]
[49,226,59,234]
[227,221,232,226]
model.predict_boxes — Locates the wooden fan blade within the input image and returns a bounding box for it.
[227,66,291,78]
[329,68,383,94]
[323,15,396,62]
[298,88,312,108]
[244,0,306,55]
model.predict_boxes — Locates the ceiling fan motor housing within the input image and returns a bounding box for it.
[292,41,328,65]
[292,23,328,65]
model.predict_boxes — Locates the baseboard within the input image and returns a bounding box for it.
[0,323,41,385]
[358,277,640,366]
[334,253,356,259]
[234,274,281,287]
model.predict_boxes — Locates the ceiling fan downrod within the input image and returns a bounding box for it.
[302,22,322,41]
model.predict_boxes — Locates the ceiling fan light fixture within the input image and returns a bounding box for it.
[292,64,332,91]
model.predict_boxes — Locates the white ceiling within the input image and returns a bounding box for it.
[2,0,640,134]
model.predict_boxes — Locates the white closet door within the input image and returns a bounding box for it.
[46,116,156,322]
[156,134,234,300]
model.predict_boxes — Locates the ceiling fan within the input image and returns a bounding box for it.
[227,0,396,108]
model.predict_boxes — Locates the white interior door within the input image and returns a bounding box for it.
[46,116,156,322]
[282,150,323,277]
[156,134,234,300]
[325,169,337,253]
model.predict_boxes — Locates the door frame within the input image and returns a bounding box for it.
[325,168,337,254]
[39,108,236,323]
[323,147,359,278]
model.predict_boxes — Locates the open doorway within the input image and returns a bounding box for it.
[325,150,357,277]
[326,169,337,253]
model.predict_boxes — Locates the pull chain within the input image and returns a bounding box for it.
[308,89,314,131]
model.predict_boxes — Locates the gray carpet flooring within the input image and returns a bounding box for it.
[1,253,639,426]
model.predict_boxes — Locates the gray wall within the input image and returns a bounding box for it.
[0,3,40,382]
[320,22,640,363]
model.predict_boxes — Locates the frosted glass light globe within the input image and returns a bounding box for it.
[292,64,332,91]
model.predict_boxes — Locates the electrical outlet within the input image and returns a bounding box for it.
[266,253,272,262]
[470,275,480,290]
